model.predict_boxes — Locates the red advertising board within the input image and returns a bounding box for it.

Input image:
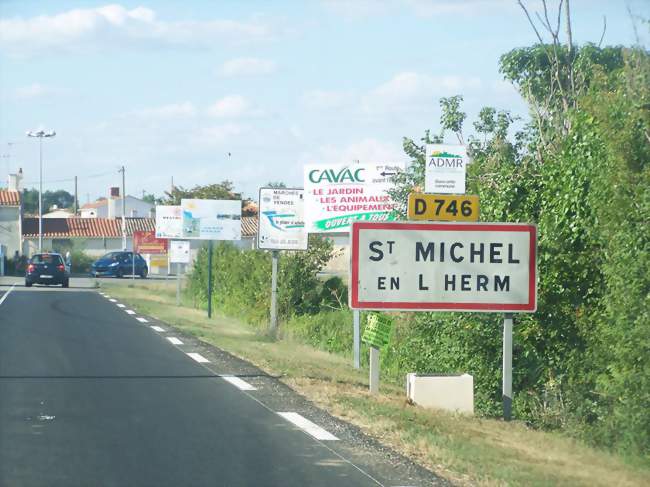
[350,221,537,312]
[134,230,168,255]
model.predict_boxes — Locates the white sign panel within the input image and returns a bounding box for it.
[169,240,191,264]
[180,199,241,240]
[155,205,183,238]
[350,221,537,312]
[304,163,402,233]
[258,188,308,251]
[425,144,468,194]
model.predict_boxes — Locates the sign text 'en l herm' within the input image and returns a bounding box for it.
[408,193,479,221]
[350,221,537,312]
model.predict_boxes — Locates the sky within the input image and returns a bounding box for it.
[0,0,646,203]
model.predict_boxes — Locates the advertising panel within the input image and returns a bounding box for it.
[155,205,183,239]
[180,199,241,240]
[133,230,168,254]
[258,188,308,250]
[425,144,468,194]
[350,221,537,312]
[303,163,401,233]
[169,240,191,264]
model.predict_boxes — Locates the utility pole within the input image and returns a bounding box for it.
[119,165,126,250]
[26,129,56,253]
[74,176,78,215]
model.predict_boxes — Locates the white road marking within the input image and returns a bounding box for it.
[0,285,16,306]
[150,326,165,332]
[116,303,126,308]
[277,412,338,441]
[187,352,210,363]
[136,317,148,323]
[125,310,136,315]
[166,337,183,345]
[104,295,111,298]
[222,376,257,391]
[109,298,117,302]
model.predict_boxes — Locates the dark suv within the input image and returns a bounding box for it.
[90,251,148,278]
[25,253,70,287]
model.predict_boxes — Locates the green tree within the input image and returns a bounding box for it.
[22,188,76,214]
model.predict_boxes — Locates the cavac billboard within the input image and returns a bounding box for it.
[303,163,401,233]
[180,199,241,240]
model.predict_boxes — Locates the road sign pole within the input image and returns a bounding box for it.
[369,346,380,394]
[207,241,213,318]
[503,313,513,421]
[270,250,279,333]
[353,310,360,369]
[176,263,181,306]
[132,250,135,280]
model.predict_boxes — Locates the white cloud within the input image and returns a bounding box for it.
[207,95,260,118]
[301,90,352,110]
[192,123,247,146]
[322,0,515,19]
[302,138,407,166]
[219,57,276,76]
[0,4,272,56]
[15,83,50,99]
[362,71,482,113]
[133,102,196,119]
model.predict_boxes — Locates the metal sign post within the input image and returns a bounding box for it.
[270,250,279,333]
[369,346,380,394]
[176,263,182,306]
[503,313,513,421]
[207,241,213,318]
[353,310,360,369]
[132,251,135,280]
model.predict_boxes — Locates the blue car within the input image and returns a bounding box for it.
[91,251,148,279]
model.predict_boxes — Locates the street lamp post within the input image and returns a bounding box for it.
[26,129,56,253]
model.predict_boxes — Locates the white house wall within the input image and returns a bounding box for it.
[0,206,21,257]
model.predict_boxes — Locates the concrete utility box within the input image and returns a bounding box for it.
[406,373,474,414]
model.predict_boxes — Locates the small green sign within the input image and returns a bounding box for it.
[362,313,393,348]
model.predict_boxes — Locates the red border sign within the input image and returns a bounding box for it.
[134,230,168,255]
[350,221,537,312]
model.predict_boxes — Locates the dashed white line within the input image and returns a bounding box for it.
[136,317,148,323]
[187,352,210,363]
[109,298,117,302]
[150,326,165,332]
[166,337,183,345]
[116,304,126,308]
[222,376,257,391]
[125,310,136,315]
[0,285,16,306]
[277,412,338,441]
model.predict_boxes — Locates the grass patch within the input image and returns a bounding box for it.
[102,280,650,486]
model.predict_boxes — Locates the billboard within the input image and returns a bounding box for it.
[303,163,402,233]
[155,205,183,239]
[134,230,168,254]
[180,199,241,240]
[425,144,468,194]
[350,221,537,312]
[258,188,308,251]
[169,240,191,264]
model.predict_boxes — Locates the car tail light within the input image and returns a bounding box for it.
[57,264,65,271]
[27,264,35,273]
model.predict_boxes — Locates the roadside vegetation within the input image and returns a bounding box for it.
[103,280,650,486]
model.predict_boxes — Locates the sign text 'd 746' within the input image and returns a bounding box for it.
[408,193,479,221]
[350,221,537,312]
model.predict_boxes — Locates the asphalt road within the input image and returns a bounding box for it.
[0,285,388,487]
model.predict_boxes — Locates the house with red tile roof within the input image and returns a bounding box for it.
[0,187,22,260]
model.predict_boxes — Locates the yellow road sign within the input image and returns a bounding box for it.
[408,193,479,221]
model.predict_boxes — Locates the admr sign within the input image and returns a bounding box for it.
[350,221,537,312]
[425,144,468,194]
